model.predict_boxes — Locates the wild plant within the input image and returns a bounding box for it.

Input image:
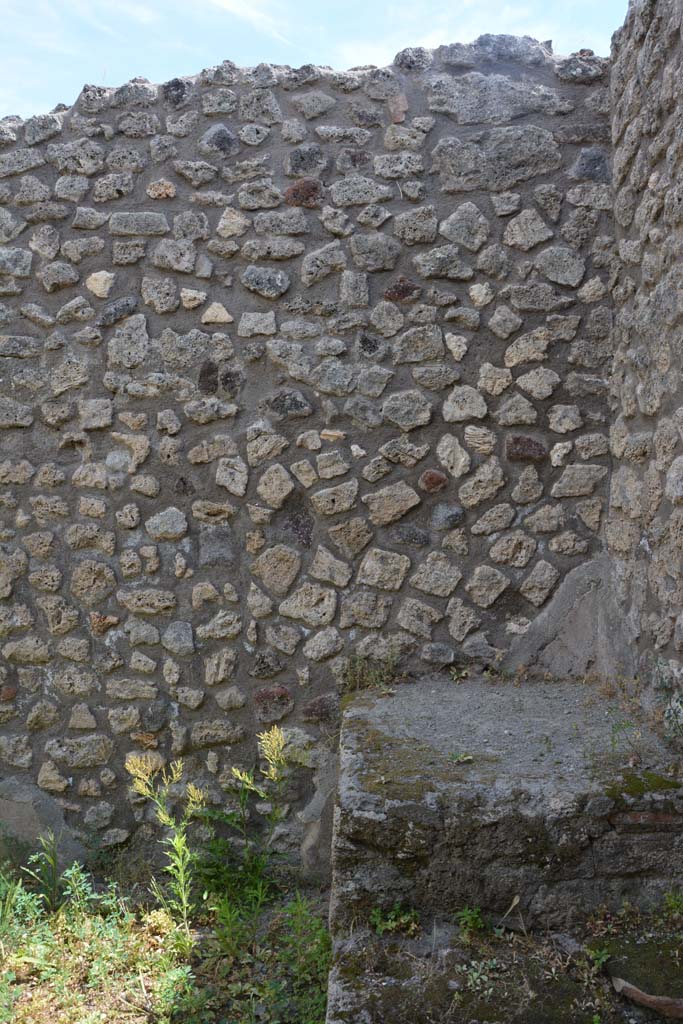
[369,901,420,937]
[232,724,289,844]
[126,756,206,954]
[21,830,63,912]
[456,904,486,940]
[201,727,290,960]
[273,893,332,1022]
[462,957,499,997]
[663,888,683,920]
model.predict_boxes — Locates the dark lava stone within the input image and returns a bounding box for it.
[431,503,465,530]
[505,435,548,462]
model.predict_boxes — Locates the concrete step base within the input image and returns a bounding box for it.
[326,675,682,1023]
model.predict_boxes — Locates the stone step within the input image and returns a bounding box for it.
[326,675,683,1022]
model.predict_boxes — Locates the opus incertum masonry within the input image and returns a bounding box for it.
[0,2,680,882]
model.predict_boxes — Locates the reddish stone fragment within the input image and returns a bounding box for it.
[254,685,295,723]
[302,693,340,724]
[90,612,120,636]
[609,810,682,832]
[418,469,449,493]
[506,435,548,462]
[0,685,17,702]
[284,178,323,208]
[389,92,409,123]
[384,276,422,303]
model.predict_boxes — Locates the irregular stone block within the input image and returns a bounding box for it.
[432,126,562,193]
[465,564,510,607]
[279,583,337,626]
[428,72,572,123]
[361,481,421,526]
[357,547,411,590]
[551,465,607,497]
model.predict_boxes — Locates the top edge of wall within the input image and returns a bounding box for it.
[0,33,610,126]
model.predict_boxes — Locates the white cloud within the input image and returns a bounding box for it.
[326,0,611,70]
[331,39,397,69]
[59,0,117,36]
[203,0,290,42]
[115,2,162,25]
[0,0,620,118]
[325,2,547,70]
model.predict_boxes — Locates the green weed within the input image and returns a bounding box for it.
[449,751,474,765]
[663,889,683,920]
[456,905,486,940]
[369,901,420,937]
[21,831,63,912]
[1,728,331,1024]
[461,957,500,997]
[127,757,205,955]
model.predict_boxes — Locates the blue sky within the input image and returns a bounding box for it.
[1,0,628,119]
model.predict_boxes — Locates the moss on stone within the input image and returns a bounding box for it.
[333,934,632,1023]
[353,721,498,803]
[605,935,683,998]
[605,769,681,802]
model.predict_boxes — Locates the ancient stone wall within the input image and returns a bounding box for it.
[608,0,683,712]
[0,36,612,859]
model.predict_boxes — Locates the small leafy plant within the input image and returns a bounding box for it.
[461,957,499,997]
[608,711,643,760]
[449,751,474,765]
[369,901,420,937]
[456,904,486,940]
[450,665,469,683]
[580,944,611,983]
[231,723,289,844]
[663,889,683,920]
[128,725,290,962]
[199,726,290,962]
